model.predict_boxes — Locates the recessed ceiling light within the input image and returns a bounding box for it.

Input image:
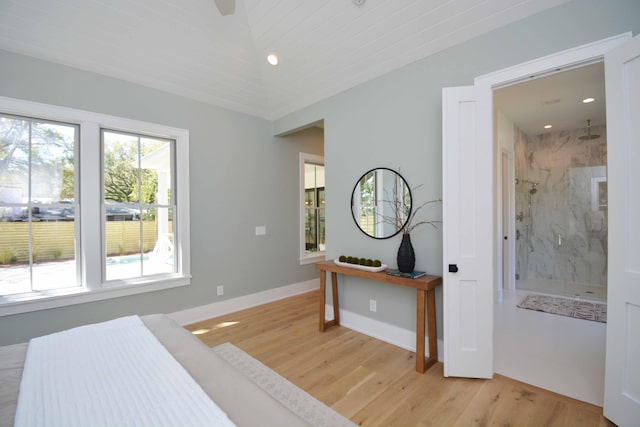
[544,124,553,129]
[267,54,278,66]
[582,97,595,103]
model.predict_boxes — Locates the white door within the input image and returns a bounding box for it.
[442,85,493,378]
[603,34,640,427]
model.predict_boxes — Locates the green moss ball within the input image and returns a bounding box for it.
[338,255,347,262]
[372,259,382,267]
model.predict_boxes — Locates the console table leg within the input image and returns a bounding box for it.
[331,272,340,326]
[426,287,438,371]
[319,271,339,331]
[416,289,426,373]
[319,271,327,332]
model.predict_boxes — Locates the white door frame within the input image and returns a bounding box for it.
[475,33,631,90]
[499,148,515,292]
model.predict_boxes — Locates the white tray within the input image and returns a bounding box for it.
[334,259,387,272]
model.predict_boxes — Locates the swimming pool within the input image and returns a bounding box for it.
[106,254,150,265]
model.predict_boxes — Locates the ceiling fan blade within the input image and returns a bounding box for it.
[214,0,235,16]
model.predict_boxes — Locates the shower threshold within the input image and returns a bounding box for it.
[516,278,606,302]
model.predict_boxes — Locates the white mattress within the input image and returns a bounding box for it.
[14,315,236,427]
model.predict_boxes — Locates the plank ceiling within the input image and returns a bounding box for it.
[0,0,571,119]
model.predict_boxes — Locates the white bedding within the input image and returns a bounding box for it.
[14,315,236,427]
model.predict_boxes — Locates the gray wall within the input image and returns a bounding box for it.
[0,52,324,345]
[274,0,639,338]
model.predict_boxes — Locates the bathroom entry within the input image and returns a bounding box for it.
[494,62,608,302]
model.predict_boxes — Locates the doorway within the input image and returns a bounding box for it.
[494,62,608,302]
[492,63,609,406]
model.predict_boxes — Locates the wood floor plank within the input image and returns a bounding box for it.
[185,291,614,427]
[452,375,511,426]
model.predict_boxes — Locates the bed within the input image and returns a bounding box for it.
[0,314,352,427]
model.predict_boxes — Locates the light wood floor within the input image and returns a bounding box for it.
[185,291,613,426]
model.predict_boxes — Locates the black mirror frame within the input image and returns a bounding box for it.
[350,167,413,240]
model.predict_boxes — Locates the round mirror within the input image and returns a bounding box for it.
[351,168,412,239]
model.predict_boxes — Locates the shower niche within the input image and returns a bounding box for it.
[514,124,608,300]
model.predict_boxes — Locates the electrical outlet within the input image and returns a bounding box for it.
[369,299,377,312]
[217,285,224,296]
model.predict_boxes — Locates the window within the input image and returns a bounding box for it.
[0,97,190,316]
[102,130,175,281]
[300,153,325,264]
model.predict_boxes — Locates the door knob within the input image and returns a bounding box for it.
[448,264,459,273]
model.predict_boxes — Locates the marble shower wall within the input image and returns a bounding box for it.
[515,125,607,288]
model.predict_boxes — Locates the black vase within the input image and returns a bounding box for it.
[397,233,415,273]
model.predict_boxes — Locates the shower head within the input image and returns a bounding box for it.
[578,119,600,140]
[529,188,537,195]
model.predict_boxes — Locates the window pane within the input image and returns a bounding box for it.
[105,206,141,281]
[318,207,325,251]
[143,207,174,276]
[30,122,75,203]
[315,165,325,188]
[105,207,175,280]
[0,116,78,296]
[304,163,316,189]
[103,132,140,204]
[106,252,143,281]
[305,208,317,251]
[0,116,30,204]
[32,214,77,291]
[0,220,30,295]
[140,138,172,205]
[305,189,316,207]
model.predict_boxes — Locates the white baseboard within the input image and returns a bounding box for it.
[326,304,444,361]
[168,279,319,325]
[168,282,443,363]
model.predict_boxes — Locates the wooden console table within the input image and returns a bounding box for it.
[315,260,442,373]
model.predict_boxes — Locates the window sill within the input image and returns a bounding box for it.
[300,253,326,265]
[0,275,191,317]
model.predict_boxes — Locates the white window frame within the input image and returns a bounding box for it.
[299,153,325,265]
[0,96,191,316]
